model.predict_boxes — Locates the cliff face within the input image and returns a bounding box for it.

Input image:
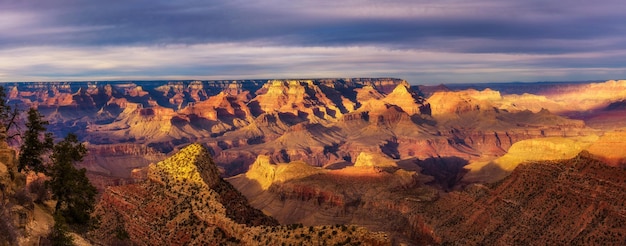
[92,143,390,245]
[0,141,17,194]
[250,80,350,119]
[462,135,599,183]
[427,89,501,116]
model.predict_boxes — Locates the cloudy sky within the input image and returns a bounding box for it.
[1,0,625,84]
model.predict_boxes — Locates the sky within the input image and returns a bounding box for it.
[1,0,626,84]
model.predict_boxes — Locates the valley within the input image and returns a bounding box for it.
[2,78,626,245]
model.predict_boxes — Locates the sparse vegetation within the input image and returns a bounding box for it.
[48,213,74,246]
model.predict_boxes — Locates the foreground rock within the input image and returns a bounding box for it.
[422,152,626,245]
[91,143,390,245]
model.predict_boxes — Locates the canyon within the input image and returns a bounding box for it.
[2,78,626,245]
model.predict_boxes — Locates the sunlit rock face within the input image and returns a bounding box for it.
[381,81,430,115]
[542,80,626,109]
[428,89,501,116]
[353,152,397,168]
[179,90,252,121]
[355,85,385,102]
[462,135,599,183]
[250,80,353,120]
[586,129,626,167]
[244,155,326,190]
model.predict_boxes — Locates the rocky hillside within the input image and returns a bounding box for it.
[91,143,390,245]
[421,152,626,245]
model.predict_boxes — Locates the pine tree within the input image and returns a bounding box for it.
[17,108,53,173]
[0,86,11,127]
[47,133,96,226]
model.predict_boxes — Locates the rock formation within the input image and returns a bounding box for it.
[91,143,390,245]
[353,152,397,168]
[427,88,500,116]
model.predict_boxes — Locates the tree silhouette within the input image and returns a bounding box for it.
[47,133,96,226]
[17,108,53,173]
[0,85,20,142]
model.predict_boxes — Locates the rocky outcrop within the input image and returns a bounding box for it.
[0,141,17,194]
[92,143,390,245]
[179,88,252,121]
[382,82,430,115]
[244,155,326,190]
[428,89,500,116]
[353,152,397,168]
